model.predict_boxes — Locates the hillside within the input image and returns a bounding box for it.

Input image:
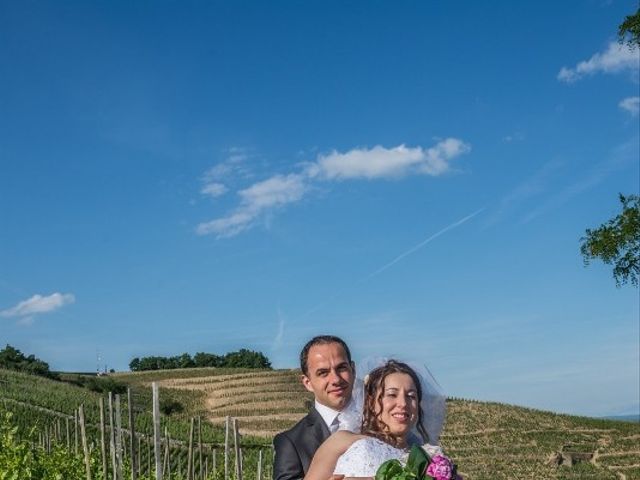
[2,367,639,479]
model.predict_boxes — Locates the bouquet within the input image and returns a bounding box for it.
[375,444,462,480]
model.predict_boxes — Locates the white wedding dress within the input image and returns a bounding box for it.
[333,437,408,477]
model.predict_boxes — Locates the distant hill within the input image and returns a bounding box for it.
[603,414,640,423]
[3,367,639,480]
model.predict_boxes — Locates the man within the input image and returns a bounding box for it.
[273,335,355,480]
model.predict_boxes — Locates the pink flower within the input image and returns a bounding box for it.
[425,454,454,480]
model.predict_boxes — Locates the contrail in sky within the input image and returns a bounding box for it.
[298,208,485,321]
[364,208,485,280]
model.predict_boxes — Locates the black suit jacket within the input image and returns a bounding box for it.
[273,407,331,480]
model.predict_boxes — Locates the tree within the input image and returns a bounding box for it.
[618,7,640,48]
[0,344,56,378]
[177,353,195,369]
[224,349,272,369]
[129,349,272,371]
[580,194,639,287]
[194,352,223,367]
[129,357,141,371]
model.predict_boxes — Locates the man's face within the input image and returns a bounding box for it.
[302,342,355,410]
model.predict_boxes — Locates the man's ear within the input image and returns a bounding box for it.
[351,361,356,375]
[301,374,315,393]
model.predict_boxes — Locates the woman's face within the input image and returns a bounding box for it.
[376,372,419,439]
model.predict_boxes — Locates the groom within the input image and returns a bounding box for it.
[273,335,355,480]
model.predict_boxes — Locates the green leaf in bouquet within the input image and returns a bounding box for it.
[405,445,429,480]
[375,459,405,480]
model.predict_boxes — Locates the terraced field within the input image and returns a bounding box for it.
[117,368,640,479]
[3,367,639,479]
[154,370,312,436]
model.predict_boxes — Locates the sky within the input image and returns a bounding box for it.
[1,1,638,418]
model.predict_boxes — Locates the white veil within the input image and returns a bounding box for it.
[339,357,447,445]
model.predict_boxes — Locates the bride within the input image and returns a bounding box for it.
[305,359,449,480]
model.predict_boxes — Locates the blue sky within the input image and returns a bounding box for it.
[1,1,638,418]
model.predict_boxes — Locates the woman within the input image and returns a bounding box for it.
[306,360,436,480]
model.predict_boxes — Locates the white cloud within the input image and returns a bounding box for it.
[203,148,252,183]
[197,138,471,237]
[312,138,470,180]
[1,293,75,320]
[196,211,255,237]
[238,173,307,209]
[619,96,640,116]
[200,182,228,198]
[558,41,640,83]
[203,163,232,181]
[196,173,307,237]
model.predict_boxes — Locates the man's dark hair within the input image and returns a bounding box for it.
[299,335,352,375]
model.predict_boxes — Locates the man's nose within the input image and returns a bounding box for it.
[328,369,341,383]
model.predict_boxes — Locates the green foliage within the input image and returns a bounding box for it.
[580,194,639,287]
[0,411,36,480]
[160,397,184,415]
[376,459,407,480]
[0,410,87,480]
[618,7,640,48]
[375,445,430,480]
[406,445,429,480]
[223,349,271,369]
[193,352,224,367]
[60,374,127,394]
[0,345,57,380]
[130,349,271,371]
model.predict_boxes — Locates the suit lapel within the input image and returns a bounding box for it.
[306,407,331,443]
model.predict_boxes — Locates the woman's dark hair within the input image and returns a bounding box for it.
[361,360,429,446]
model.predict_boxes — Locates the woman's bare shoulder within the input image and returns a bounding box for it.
[305,432,368,480]
[325,431,366,453]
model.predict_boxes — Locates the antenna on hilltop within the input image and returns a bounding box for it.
[96,349,102,376]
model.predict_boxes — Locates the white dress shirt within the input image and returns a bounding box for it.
[315,399,353,433]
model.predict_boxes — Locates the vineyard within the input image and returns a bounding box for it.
[1,367,639,480]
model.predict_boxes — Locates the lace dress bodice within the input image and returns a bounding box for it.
[334,437,408,477]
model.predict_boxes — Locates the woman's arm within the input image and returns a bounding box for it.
[305,432,363,480]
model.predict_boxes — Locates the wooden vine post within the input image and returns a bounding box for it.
[99,397,108,480]
[127,387,137,480]
[233,418,242,480]
[152,382,163,480]
[65,417,70,449]
[78,404,92,480]
[187,417,195,480]
[115,394,123,480]
[224,416,230,480]
[74,408,79,454]
[109,392,117,480]
[198,416,203,480]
